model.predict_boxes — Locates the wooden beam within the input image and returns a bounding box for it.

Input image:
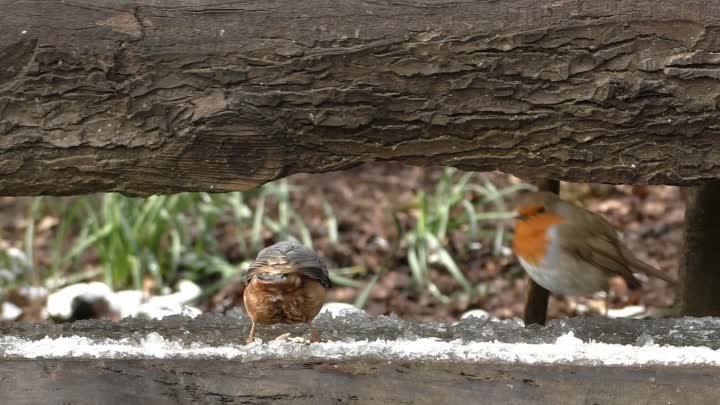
[3,316,720,404]
[1,1,720,195]
[679,181,720,316]
[2,360,719,404]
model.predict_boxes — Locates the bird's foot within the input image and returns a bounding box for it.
[274,333,292,341]
[246,337,263,345]
[273,333,310,344]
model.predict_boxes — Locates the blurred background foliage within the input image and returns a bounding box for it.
[1,168,527,306]
[0,164,682,322]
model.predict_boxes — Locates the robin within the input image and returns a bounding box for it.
[243,241,331,343]
[512,192,676,301]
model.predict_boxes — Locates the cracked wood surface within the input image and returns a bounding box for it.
[2,316,720,403]
[2,360,720,405]
[2,0,720,195]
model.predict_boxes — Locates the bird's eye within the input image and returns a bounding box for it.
[536,207,546,214]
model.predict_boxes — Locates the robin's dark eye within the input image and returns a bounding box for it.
[536,207,546,214]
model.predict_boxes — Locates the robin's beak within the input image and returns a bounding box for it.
[514,211,529,221]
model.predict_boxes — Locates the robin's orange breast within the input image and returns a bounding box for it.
[513,212,565,266]
[244,278,326,325]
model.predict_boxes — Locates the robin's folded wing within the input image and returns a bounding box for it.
[247,241,331,288]
[619,244,676,285]
[295,266,331,288]
[558,227,641,289]
[285,243,331,288]
[570,210,675,286]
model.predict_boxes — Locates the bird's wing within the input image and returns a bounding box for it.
[563,203,676,286]
[619,244,677,285]
[246,241,331,288]
[557,225,641,289]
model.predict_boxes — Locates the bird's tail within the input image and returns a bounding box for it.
[255,271,290,284]
[621,245,677,286]
[246,265,297,285]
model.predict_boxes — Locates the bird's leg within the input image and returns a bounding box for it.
[308,321,321,343]
[605,293,610,317]
[604,289,615,317]
[246,321,257,344]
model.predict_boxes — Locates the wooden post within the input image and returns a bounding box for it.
[679,182,720,316]
[522,179,560,326]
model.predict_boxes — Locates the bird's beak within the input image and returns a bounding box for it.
[514,211,529,221]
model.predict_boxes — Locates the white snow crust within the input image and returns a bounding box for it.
[2,332,719,366]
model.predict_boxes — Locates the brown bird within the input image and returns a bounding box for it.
[512,192,676,301]
[243,241,330,343]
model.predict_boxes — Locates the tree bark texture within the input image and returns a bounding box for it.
[2,0,720,195]
[679,181,720,316]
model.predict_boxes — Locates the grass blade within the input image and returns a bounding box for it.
[323,199,339,246]
[354,273,380,309]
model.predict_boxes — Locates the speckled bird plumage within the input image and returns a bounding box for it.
[243,241,330,343]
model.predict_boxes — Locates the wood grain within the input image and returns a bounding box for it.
[2,1,720,195]
[0,359,718,404]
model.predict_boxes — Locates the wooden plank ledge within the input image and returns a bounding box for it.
[1,313,720,404]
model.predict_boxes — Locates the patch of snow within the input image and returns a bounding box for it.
[109,290,145,319]
[179,306,202,318]
[47,280,202,320]
[5,248,28,264]
[137,303,202,320]
[320,302,364,318]
[460,309,491,320]
[3,332,720,366]
[607,305,646,318]
[1,302,22,321]
[47,282,113,319]
[135,280,202,319]
[146,280,201,308]
[0,248,31,283]
[18,286,48,300]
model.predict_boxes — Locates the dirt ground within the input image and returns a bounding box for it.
[0,162,684,323]
[211,163,684,322]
